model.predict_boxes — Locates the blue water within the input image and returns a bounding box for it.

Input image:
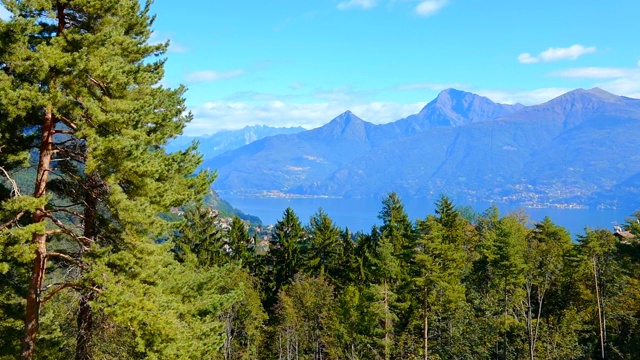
[225,195,639,239]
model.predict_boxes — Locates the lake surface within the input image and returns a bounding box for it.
[224,195,639,239]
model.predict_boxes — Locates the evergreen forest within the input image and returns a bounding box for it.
[1,1,640,359]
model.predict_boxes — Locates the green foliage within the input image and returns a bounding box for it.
[303,208,343,283]
[266,207,305,307]
[0,0,222,357]
[335,285,386,359]
[172,204,226,267]
[227,215,252,264]
[412,213,467,358]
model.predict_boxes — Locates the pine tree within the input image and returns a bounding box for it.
[266,207,305,309]
[521,216,572,360]
[490,214,529,359]
[0,1,213,358]
[370,233,401,360]
[378,192,414,257]
[413,213,466,359]
[303,208,343,284]
[227,215,252,265]
[172,204,226,267]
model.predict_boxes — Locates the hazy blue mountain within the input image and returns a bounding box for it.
[166,124,305,159]
[381,88,524,135]
[205,88,640,207]
[201,111,386,193]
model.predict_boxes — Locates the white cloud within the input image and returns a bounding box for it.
[595,76,640,100]
[591,69,640,100]
[551,67,629,79]
[337,0,378,10]
[185,100,425,135]
[548,62,640,99]
[517,53,539,64]
[518,44,596,64]
[539,45,596,62]
[0,5,11,20]
[184,70,245,83]
[415,0,449,17]
[475,88,572,105]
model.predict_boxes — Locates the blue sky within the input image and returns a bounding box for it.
[3,1,640,134]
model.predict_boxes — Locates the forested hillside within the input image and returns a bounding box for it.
[199,194,640,360]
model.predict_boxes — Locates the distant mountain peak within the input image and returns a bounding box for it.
[402,88,523,129]
[549,87,623,105]
[337,110,359,119]
[310,110,372,141]
[585,87,619,100]
[432,88,479,105]
[329,110,365,126]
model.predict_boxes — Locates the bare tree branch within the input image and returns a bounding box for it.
[88,75,111,97]
[0,210,26,231]
[41,283,102,304]
[58,115,78,130]
[47,251,85,269]
[0,146,21,198]
[45,214,92,249]
[54,129,75,135]
[49,208,85,220]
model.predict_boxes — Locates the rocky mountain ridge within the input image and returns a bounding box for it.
[197,88,640,207]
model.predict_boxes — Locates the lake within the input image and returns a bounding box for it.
[224,195,639,239]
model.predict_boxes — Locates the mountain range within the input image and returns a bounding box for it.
[166,124,305,159]
[196,88,640,208]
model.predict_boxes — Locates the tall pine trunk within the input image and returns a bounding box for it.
[21,107,55,360]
